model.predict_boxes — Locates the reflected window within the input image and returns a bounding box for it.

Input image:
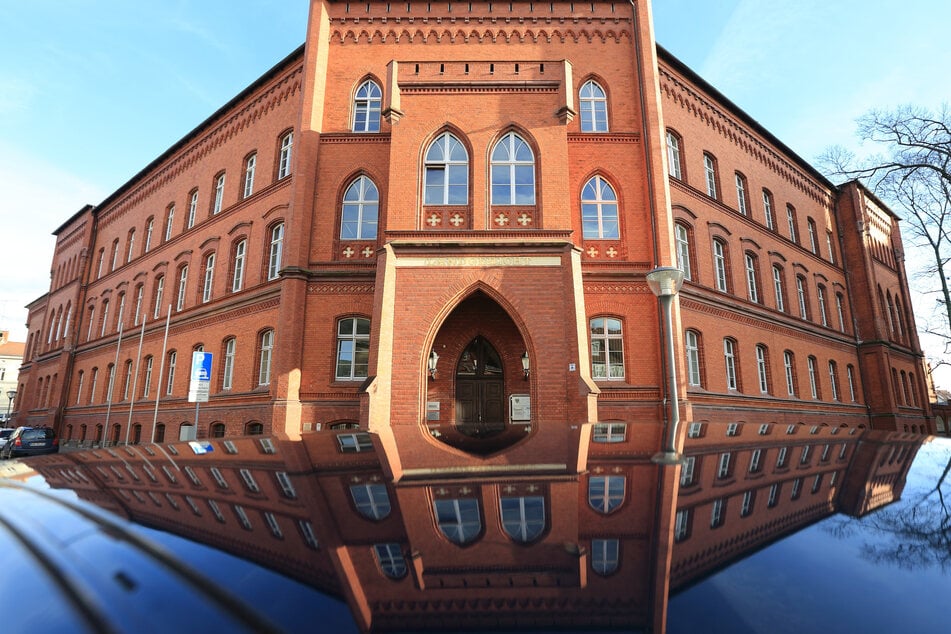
[374,543,407,579]
[500,496,546,543]
[588,475,625,514]
[433,498,481,544]
[591,538,619,575]
[592,422,626,443]
[351,483,392,520]
[674,509,691,542]
[337,432,373,453]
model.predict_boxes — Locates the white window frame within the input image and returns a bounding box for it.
[579,80,609,132]
[352,81,382,133]
[187,191,198,229]
[202,254,215,303]
[704,153,717,198]
[268,223,284,281]
[258,329,274,386]
[232,239,246,292]
[713,240,728,292]
[735,173,747,215]
[213,173,225,215]
[807,357,818,399]
[222,338,235,391]
[745,253,758,302]
[685,330,701,386]
[666,131,682,179]
[756,345,769,394]
[243,153,256,199]
[581,176,620,239]
[675,224,691,280]
[723,339,737,390]
[278,132,294,178]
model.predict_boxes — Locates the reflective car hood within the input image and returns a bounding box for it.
[1,430,949,633]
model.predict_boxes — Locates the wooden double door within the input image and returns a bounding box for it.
[454,337,505,432]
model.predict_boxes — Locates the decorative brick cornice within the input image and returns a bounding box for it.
[659,65,833,207]
[98,66,303,228]
[568,132,641,144]
[331,21,634,46]
[583,282,652,294]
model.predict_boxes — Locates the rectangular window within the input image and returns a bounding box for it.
[745,254,758,302]
[165,205,175,241]
[258,330,273,386]
[688,422,704,438]
[278,132,293,179]
[779,448,790,470]
[153,276,165,320]
[749,449,762,473]
[680,456,696,486]
[675,509,690,542]
[786,205,798,243]
[741,490,754,516]
[337,432,373,453]
[666,131,682,180]
[268,223,284,281]
[808,358,818,399]
[713,240,728,292]
[768,483,779,507]
[717,452,731,479]
[142,356,153,398]
[723,339,737,390]
[784,352,796,396]
[711,498,725,527]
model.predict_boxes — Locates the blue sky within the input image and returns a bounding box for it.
[2,1,950,382]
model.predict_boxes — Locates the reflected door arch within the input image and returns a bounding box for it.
[455,336,505,435]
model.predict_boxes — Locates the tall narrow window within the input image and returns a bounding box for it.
[745,253,759,302]
[268,223,284,281]
[341,176,379,240]
[176,266,188,312]
[232,240,246,292]
[756,345,770,394]
[590,317,624,380]
[685,330,702,387]
[784,351,796,396]
[735,173,748,215]
[243,153,256,199]
[144,219,153,253]
[202,254,215,303]
[675,223,692,280]
[579,80,608,132]
[581,176,619,239]
[772,265,786,312]
[133,285,144,327]
[817,284,828,326]
[352,81,382,133]
[153,275,165,319]
[807,218,819,255]
[222,337,236,390]
[143,356,153,398]
[424,132,468,205]
[723,338,738,391]
[336,317,371,380]
[835,292,846,332]
[796,275,808,319]
[278,132,294,179]
[184,190,197,229]
[829,361,840,401]
[212,173,225,215]
[258,329,274,386]
[96,248,105,279]
[165,205,175,241]
[100,299,110,337]
[122,360,133,400]
[351,483,392,520]
[786,205,798,243]
[826,231,836,264]
[115,293,126,332]
[713,239,728,292]
[110,239,120,271]
[703,153,718,199]
[807,356,819,399]
[847,365,856,402]
[75,370,85,405]
[89,368,98,404]
[762,189,775,230]
[666,130,683,179]
[373,544,407,579]
[166,351,177,395]
[126,229,136,263]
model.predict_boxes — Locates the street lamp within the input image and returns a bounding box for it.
[646,266,685,465]
[5,389,15,421]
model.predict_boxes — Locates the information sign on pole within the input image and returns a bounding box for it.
[188,351,213,403]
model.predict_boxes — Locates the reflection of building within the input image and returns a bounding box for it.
[21,423,925,632]
[14,2,931,453]
[28,431,676,632]
[670,423,921,589]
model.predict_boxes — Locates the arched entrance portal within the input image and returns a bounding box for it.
[455,336,505,436]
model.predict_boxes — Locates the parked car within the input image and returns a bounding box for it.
[0,428,13,451]
[0,426,58,459]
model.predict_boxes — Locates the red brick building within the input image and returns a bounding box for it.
[15,1,931,455]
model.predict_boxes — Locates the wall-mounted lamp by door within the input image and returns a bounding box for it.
[428,349,440,380]
[521,351,530,380]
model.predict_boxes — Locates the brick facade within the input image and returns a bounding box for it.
[15,1,931,453]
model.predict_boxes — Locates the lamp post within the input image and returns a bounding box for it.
[5,389,15,421]
[646,266,685,465]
